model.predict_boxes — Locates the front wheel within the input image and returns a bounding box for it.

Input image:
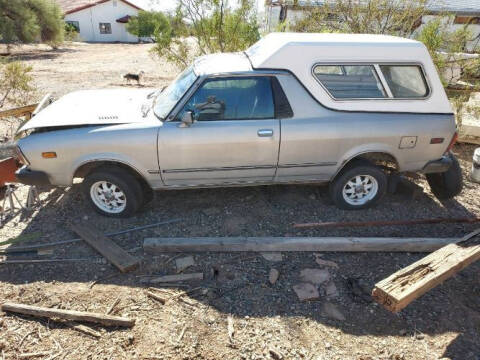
[329,163,387,210]
[83,167,144,217]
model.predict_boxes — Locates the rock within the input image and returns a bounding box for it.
[309,193,316,200]
[175,256,195,273]
[322,302,345,321]
[325,281,339,298]
[314,254,339,269]
[399,329,407,336]
[300,268,330,285]
[261,252,283,262]
[202,207,220,216]
[293,283,319,301]
[269,268,279,284]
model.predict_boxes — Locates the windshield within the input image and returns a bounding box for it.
[153,66,197,120]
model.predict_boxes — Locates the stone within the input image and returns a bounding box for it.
[269,268,279,285]
[202,207,221,216]
[325,282,339,298]
[300,268,330,285]
[293,283,319,301]
[175,256,195,273]
[261,252,283,262]
[322,302,345,321]
[314,254,339,269]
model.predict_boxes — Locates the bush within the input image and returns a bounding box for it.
[0,62,36,109]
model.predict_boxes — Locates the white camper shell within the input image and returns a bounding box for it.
[245,33,451,114]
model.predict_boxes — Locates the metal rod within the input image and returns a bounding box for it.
[0,218,182,254]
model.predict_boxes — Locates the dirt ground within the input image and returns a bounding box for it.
[0,43,479,360]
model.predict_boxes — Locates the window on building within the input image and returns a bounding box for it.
[379,65,429,98]
[99,23,112,34]
[65,21,80,32]
[179,77,275,121]
[313,65,386,99]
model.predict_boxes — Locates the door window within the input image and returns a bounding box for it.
[180,77,275,121]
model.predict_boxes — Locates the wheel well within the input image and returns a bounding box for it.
[73,161,152,191]
[339,152,399,174]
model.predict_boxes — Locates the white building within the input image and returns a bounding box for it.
[264,0,480,52]
[57,0,143,42]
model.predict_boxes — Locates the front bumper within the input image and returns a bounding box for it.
[421,155,452,174]
[15,166,51,186]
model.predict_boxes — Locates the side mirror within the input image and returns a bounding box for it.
[179,111,194,128]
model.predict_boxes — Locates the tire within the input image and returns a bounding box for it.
[83,167,144,217]
[426,153,463,200]
[329,162,387,210]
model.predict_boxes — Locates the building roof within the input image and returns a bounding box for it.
[55,0,143,15]
[269,0,480,16]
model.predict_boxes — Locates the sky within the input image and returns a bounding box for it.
[129,0,265,14]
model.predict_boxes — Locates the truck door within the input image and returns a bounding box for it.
[157,76,280,186]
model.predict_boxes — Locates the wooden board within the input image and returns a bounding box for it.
[144,273,204,284]
[372,229,480,312]
[71,223,140,273]
[1,302,135,327]
[0,104,38,119]
[143,237,458,253]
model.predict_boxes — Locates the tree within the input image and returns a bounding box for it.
[151,0,260,69]
[292,0,427,37]
[0,61,36,109]
[126,10,171,41]
[0,0,64,48]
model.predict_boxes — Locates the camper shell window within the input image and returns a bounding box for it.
[312,63,430,100]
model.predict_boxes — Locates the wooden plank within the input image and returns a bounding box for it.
[1,302,135,327]
[372,229,480,312]
[143,273,204,284]
[71,223,140,273]
[0,104,38,119]
[143,237,458,253]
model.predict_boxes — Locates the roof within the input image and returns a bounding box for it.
[244,32,451,114]
[55,0,143,15]
[193,53,252,76]
[269,0,480,15]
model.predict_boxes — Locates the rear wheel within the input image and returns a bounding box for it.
[426,153,463,199]
[83,167,144,217]
[330,162,387,210]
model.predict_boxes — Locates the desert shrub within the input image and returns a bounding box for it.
[126,10,171,41]
[0,0,64,49]
[64,22,79,42]
[0,62,36,109]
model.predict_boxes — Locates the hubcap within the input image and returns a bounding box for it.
[90,181,127,214]
[342,175,379,206]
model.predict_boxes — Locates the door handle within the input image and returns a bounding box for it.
[257,129,273,137]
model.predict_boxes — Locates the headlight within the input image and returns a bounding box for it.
[14,145,30,165]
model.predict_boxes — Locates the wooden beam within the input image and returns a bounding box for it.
[143,237,458,253]
[71,223,140,273]
[0,104,38,119]
[372,229,480,312]
[1,302,135,327]
[143,273,204,284]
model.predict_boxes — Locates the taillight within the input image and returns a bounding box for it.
[445,132,458,154]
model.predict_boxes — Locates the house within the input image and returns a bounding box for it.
[56,0,143,42]
[264,0,480,52]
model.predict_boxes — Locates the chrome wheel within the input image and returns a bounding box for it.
[342,175,378,206]
[90,181,127,214]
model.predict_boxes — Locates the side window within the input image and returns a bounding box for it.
[379,65,429,98]
[313,64,386,99]
[66,21,80,32]
[99,23,111,34]
[180,77,275,121]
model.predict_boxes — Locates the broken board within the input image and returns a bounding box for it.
[372,229,480,312]
[71,223,140,273]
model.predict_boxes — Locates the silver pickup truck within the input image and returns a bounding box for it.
[14,33,462,217]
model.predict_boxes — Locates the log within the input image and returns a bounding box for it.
[143,273,204,284]
[293,217,480,229]
[1,302,135,327]
[143,237,458,253]
[372,229,480,312]
[71,223,140,273]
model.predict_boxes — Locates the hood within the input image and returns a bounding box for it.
[18,88,157,132]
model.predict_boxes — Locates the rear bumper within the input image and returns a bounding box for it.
[421,155,452,174]
[15,166,51,186]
